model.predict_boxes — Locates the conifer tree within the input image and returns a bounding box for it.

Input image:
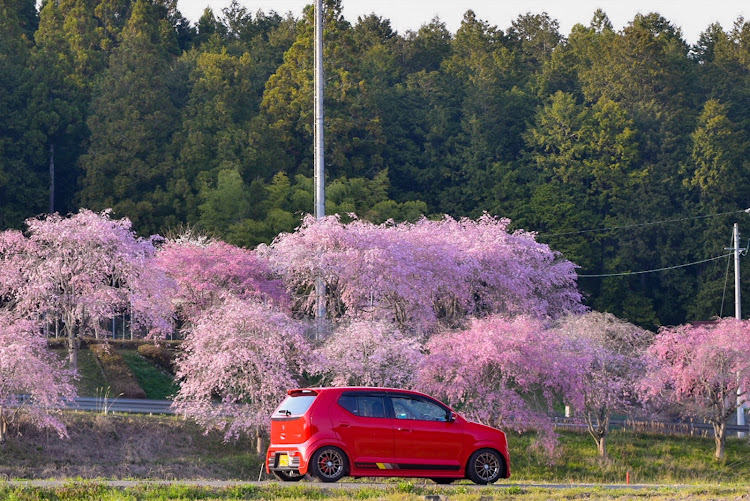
[78,0,180,234]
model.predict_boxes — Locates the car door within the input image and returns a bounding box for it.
[330,392,395,469]
[389,394,463,473]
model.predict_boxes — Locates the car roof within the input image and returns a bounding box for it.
[286,387,431,397]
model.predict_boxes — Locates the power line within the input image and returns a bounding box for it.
[539,209,750,238]
[578,253,733,278]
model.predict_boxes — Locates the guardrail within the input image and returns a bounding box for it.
[67,397,175,414]
[553,417,749,437]
[19,395,750,437]
[16,395,175,415]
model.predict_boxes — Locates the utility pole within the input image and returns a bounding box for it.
[314,0,326,339]
[49,144,55,213]
[732,223,746,433]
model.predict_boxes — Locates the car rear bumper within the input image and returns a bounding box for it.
[266,445,309,474]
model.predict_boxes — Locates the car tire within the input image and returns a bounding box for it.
[431,477,455,484]
[310,446,348,482]
[272,470,306,482]
[467,448,504,485]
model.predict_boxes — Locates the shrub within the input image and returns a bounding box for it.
[137,344,176,374]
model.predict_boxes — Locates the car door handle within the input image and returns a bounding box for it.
[397,427,412,432]
[339,423,350,428]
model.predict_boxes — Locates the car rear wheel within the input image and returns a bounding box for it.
[272,470,305,482]
[310,446,348,482]
[467,448,504,485]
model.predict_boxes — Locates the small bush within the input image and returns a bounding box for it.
[137,344,176,374]
[89,344,147,399]
[84,337,182,349]
[46,337,68,349]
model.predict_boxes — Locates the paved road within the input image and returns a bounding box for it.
[0,479,691,490]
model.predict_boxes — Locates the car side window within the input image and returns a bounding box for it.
[358,396,386,418]
[338,395,386,418]
[391,396,449,421]
[338,395,358,415]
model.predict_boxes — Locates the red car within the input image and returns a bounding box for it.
[265,387,510,484]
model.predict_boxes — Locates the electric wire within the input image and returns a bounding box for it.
[538,209,749,238]
[578,253,733,278]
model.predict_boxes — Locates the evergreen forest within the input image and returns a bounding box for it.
[2,0,750,328]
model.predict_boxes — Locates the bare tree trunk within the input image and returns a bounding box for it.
[597,435,607,458]
[586,411,610,459]
[0,411,6,443]
[713,421,726,460]
[65,313,78,369]
[256,433,264,455]
[68,332,77,369]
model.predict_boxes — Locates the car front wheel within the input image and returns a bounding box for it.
[310,446,348,482]
[467,448,504,485]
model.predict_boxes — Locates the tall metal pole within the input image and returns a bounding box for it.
[49,143,55,213]
[314,0,326,339]
[736,223,742,321]
[735,223,746,432]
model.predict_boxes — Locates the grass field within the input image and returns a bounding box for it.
[1,483,748,500]
[508,429,750,484]
[3,411,750,485]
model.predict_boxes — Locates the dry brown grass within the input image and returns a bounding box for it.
[0,413,259,480]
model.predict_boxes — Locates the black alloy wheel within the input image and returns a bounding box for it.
[310,446,348,482]
[467,448,504,485]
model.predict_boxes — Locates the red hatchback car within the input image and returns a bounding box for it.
[265,387,510,484]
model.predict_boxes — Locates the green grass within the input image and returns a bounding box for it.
[0,483,747,501]
[119,350,178,400]
[507,428,750,484]
[53,348,109,397]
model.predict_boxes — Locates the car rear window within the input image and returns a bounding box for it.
[274,393,317,417]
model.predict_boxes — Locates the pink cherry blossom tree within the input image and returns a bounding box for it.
[264,214,582,334]
[0,312,76,443]
[172,295,311,446]
[553,312,651,458]
[155,237,287,323]
[418,315,584,454]
[641,318,750,460]
[316,320,423,388]
[15,210,173,367]
[0,229,35,309]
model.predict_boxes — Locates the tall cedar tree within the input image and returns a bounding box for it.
[78,0,179,235]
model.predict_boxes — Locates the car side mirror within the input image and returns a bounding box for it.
[447,412,457,423]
